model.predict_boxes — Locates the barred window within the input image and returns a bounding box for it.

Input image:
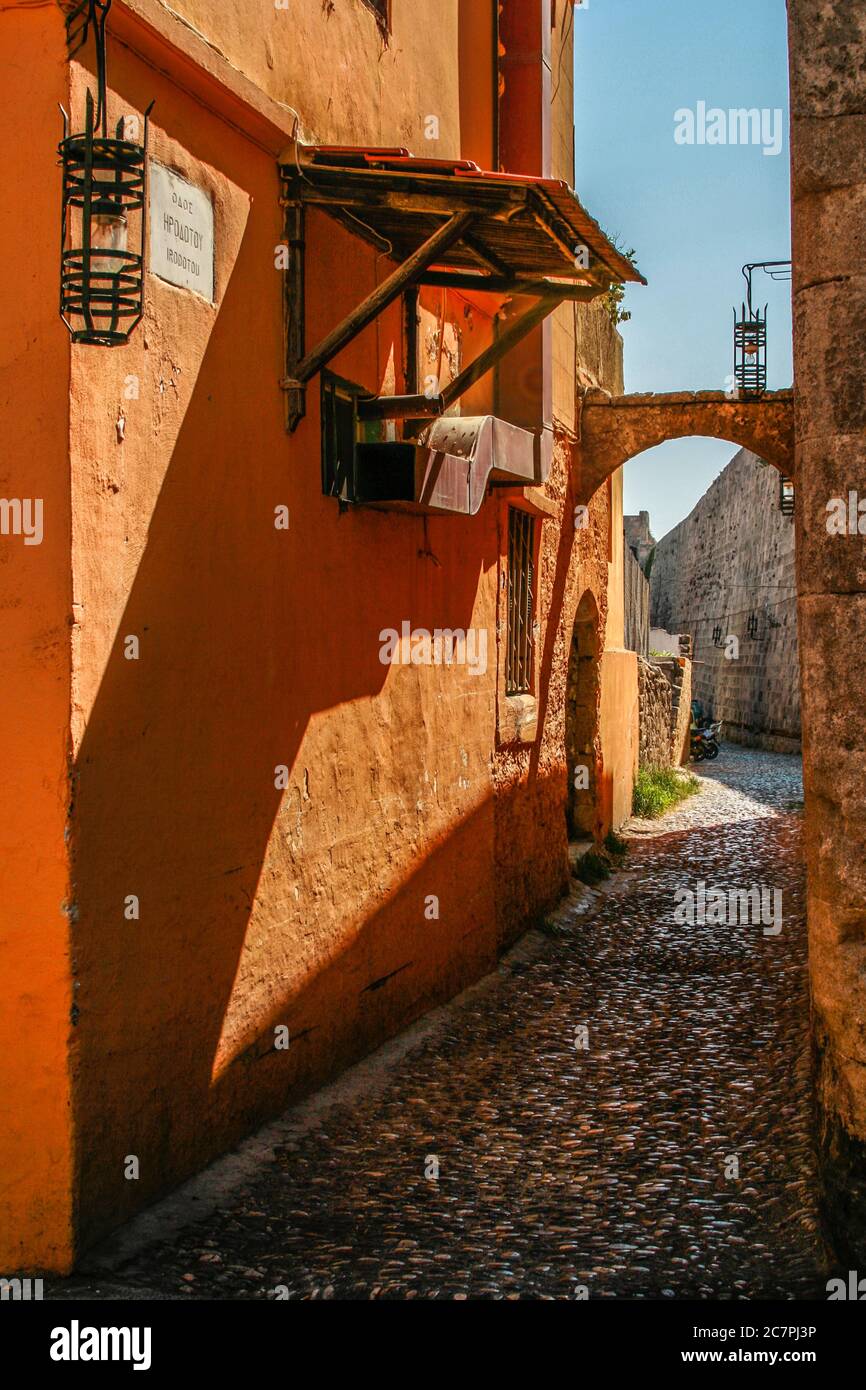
[321,373,359,501]
[506,508,536,696]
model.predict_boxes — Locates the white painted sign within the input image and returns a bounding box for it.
[149,162,215,303]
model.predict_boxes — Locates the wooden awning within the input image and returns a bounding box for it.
[281,145,644,292]
[279,144,644,432]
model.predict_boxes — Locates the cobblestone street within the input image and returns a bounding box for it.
[57,746,826,1301]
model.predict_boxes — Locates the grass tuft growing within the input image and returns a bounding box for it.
[604,829,628,857]
[632,766,701,820]
[573,849,612,886]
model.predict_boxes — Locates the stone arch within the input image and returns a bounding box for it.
[576,388,795,503]
[565,590,602,841]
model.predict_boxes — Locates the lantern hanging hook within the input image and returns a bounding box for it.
[741,260,792,319]
[63,0,112,136]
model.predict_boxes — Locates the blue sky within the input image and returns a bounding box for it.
[572,0,792,541]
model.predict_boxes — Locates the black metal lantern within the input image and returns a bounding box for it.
[779,475,795,516]
[733,303,767,397]
[732,261,791,399]
[58,1,153,346]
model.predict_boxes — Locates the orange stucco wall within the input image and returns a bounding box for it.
[599,467,639,829]
[166,0,463,156]
[0,5,75,1273]
[65,28,510,1246]
[599,648,640,831]
[2,0,640,1266]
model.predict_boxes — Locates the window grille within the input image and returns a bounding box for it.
[506,508,535,695]
[321,373,362,501]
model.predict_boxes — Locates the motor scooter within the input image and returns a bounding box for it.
[691,720,723,761]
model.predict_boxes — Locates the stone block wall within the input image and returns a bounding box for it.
[649,448,800,752]
[637,655,693,770]
[670,657,693,767]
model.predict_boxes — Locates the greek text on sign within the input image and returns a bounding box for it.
[149,162,215,302]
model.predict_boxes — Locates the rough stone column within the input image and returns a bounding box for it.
[789,0,866,1259]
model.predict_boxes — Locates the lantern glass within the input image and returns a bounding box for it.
[59,90,152,347]
[733,304,768,398]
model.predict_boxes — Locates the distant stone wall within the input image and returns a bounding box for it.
[650,449,800,752]
[624,511,656,570]
[624,543,649,657]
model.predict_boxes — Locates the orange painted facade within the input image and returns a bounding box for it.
[1,0,637,1270]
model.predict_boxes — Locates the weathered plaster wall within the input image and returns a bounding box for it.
[0,4,76,1274]
[788,0,866,1261]
[650,449,800,752]
[160,0,462,155]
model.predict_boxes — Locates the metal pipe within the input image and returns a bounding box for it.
[356,393,445,421]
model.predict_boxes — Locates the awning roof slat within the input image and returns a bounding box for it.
[281,145,645,287]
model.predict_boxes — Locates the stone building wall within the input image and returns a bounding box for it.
[637,658,673,769]
[624,542,650,657]
[669,657,693,767]
[637,656,693,770]
[650,448,800,752]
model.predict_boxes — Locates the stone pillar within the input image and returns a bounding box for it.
[789,0,866,1259]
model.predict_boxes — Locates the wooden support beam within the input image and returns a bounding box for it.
[403,285,419,395]
[293,187,518,220]
[440,292,592,409]
[282,211,476,424]
[462,231,512,278]
[282,199,305,433]
[420,270,599,298]
[295,212,473,384]
[320,205,395,256]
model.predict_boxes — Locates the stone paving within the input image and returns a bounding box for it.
[55,745,826,1300]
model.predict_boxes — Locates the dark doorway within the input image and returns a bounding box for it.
[565,591,602,840]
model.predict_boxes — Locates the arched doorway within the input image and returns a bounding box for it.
[565,591,602,840]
